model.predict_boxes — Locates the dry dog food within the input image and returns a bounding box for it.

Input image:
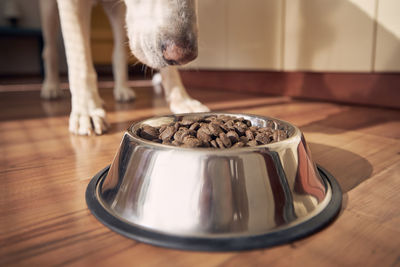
[138,115,289,148]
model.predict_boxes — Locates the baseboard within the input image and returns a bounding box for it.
[95,64,154,79]
[0,63,152,80]
[180,70,400,109]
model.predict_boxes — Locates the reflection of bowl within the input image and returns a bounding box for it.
[86,112,342,251]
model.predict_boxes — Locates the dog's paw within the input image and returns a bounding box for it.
[168,86,209,113]
[41,83,63,99]
[152,73,163,95]
[114,86,136,102]
[69,108,109,136]
[170,98,210,113]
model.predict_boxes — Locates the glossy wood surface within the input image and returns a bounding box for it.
[1,83,399,266]
[180,70,400,109]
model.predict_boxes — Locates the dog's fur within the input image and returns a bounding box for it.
[40,0,208,135]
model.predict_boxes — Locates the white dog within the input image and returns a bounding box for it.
[39,0,208,135]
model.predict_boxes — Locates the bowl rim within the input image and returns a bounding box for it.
[126,112,302,152]
[86,165,342,251]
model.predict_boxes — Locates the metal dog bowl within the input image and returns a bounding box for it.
[86,112,342,251]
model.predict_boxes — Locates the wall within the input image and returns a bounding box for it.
[0,0,42,75]
[185,0,400,72]
[0,0,130,75]
[0,0,399,75]
[0,0,41,28]
[0,0,67,75]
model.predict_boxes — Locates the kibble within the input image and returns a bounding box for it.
[138,115,289,148]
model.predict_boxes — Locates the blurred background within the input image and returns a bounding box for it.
[1,1,400,265]
[0,0,399,106]
[191,0,400,72]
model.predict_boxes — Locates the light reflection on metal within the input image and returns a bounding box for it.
[97,112,329,238]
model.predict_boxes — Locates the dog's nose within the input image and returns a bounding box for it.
[161,40,197,66]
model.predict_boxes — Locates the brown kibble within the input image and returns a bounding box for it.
[208,122,222,136]
[198,126,212,137]
[249,126,259,133]
[215,137,225,148]
[224,120,235,131]
[280,130,288,140]
[189,122,200,131]
[245,129,254,140]
[199,125,212,135]
[243,119,252,127]
[138,115,288,148]
[219,132,232,148]
[197,129,212,143]
[226,130,239,143]
[239,136,249,144]
[174,128,190,143]
[210,139,218,148]
[188,129,196,136]
[162,140,172,145]
[140,125,159,140]
[232,141,245,148]
[182,136,202,148]
[255,132,272,144]
[180,117,194,126]
[181,115,202,126]
[247,140,258,146]
[159,124,168,134]
[259,127,273,135]
[201,140,211,147]
[171,140,181,146]
[219,123,228,133]
[159,125,176,141]
[204,116,217,122]
[234,122,247,135]
[219,115,233,122]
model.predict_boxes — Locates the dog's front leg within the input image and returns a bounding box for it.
[39,0,62,99]
[57,0,108,135]
[160,67,209,113]
[102,1,135,102]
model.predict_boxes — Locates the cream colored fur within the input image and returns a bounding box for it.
[40,0,208,135]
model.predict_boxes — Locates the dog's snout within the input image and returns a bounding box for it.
[161,39,198,66]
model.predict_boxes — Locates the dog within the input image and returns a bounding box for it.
[39,0,208,135]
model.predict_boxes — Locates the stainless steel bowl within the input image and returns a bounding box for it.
[86,112,342,251]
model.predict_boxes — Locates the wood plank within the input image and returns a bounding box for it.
[0,85,399,266]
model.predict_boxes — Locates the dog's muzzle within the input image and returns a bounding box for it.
[161,39,198,66]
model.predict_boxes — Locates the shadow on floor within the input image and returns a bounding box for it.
[301,106,400,136]
[309,142,373,193]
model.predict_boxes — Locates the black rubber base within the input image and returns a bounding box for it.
[86,165,342,251]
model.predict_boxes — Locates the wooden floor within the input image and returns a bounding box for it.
[0,83,399,267]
